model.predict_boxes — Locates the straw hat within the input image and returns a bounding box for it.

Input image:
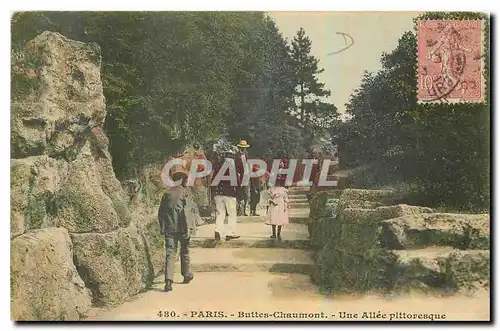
[237,140,250,148]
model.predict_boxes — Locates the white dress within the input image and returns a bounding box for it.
[265,186,289,226]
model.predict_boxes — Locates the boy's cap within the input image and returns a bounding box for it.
[172,171,188,181]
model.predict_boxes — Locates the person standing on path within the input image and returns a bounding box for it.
[249,164,264,216]
[265,177,289,241]
[235,140,251,216]
[212,151,241,241]
[158,168,196,292]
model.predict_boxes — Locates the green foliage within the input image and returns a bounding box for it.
[314,219,397,294]
[11,12,312,177]
[289,28,337,132]
[339,12,490,211]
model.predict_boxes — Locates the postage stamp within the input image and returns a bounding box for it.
[416,19,485,103]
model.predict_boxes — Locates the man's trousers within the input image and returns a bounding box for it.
[164,232,191,282]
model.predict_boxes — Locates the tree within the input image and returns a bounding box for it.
[11,12,307,177]
[289,27,335,132]
[339,12,489,211]
[312,101,340,130]
[227,14,299,158]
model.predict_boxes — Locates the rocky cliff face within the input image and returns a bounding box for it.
[11,32,163,321]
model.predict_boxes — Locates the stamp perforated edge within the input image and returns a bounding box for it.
[415,18,487,105]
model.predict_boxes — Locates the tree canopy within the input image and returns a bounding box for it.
[12,12,340,178]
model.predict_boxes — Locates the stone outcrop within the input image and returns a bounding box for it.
[11,31,127,237]
[11,228,92,320]
[51,140,131,233]
[11,31,104,159]
[10,32,164,320]
[309,188,490,295]
[11,155,69,237]
[381,213,490,250]
[393,248,490,293]
[71,225,152,306]
[340,205,434,225]
[339,189,403,205]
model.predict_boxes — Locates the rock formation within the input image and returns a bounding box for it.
[309,188,490,294]
[11,32,163,320]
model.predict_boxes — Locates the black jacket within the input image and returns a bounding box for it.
[158,187,198,234]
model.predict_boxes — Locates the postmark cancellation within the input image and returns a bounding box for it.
[417,19,486,104]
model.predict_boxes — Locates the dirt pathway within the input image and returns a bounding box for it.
[85,187,490,321]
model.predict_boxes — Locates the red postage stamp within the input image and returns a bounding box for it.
[417,20,485,103]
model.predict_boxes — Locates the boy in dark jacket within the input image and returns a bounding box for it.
[158,170,197,292]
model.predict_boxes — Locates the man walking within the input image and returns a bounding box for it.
[158,168,196,292]
[235,139,251,216]
[212,151,240,241]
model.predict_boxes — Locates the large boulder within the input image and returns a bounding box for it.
[71,225,155,306]
[338,199,383,210]
[135,215,165,277]
[52,141,130,233]
[381,213,490,249]
[310,204,432,249]
[11,228,91,320]
[10,156,69,237]
[339,189,401,204]
[10,31,131,237]
[393,248,490,293]
[443,249,490,293]
[309,191,338,220]
[11,31,105,159]
[339,205,433,225]
[312,205,435,293]
[10,31,147,319]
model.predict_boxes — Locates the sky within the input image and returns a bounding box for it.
[268,12,421,118]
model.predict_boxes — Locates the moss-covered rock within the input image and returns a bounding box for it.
[11,228,91,320]
[308,191,340,245]
[381,213,490,249]
[391,247,452,292]
[11,32,106,159]
[136,216,165,277]
[93,143,132,227]
[312,204,436,293]
[309,192,339,221]
[339,204,433,225]
[338,199,384,210]
[137,165,166,213]
[71,225,154,306]
[442,250,490,293]
[392,248,490,293]
[51,142,132,233]
[313,233,398,294]
[10,31,150,319]
[309,215,337,248]
[312,204,395,293]
[10,156,69,237]
[339,189,402,204]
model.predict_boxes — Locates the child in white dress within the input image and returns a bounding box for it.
[265,177,289,240]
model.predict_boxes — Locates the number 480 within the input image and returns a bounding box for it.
[157,310,178,318]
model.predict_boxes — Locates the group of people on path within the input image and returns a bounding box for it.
[210,140,290,242]
[156,139,312,292]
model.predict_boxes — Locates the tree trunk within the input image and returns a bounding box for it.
[300,83,305,130]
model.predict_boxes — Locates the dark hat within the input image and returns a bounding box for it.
[171,170,188,182]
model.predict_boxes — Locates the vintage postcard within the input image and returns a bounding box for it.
[10,11,490,322]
